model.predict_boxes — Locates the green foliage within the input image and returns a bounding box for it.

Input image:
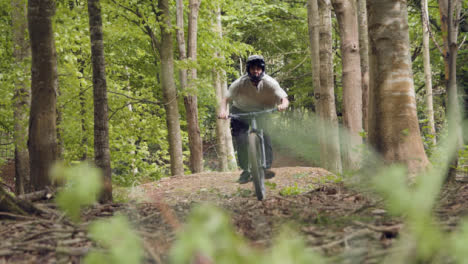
[266,226,325,264]
[169,204,258,264]
[50,162,102,221]
[279,183,304,196]
[51,162,143,263]
[169,204,324,264]
[0,1,15,132]
[312,173,342,184]
[265,181,277,189]
[85,215,144,264]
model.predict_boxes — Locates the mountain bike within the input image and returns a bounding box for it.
[229,108,276,201]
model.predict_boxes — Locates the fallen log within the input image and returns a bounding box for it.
[18,188,55,202]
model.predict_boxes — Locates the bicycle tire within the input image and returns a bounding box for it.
[248,132,266,201]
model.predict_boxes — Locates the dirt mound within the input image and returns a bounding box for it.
[129,167,333,204]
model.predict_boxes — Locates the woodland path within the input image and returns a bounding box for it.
[1,166,468,263]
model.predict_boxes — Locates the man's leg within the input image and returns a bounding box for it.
[230,113,250,183]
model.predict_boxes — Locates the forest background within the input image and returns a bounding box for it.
[0,0,468,262]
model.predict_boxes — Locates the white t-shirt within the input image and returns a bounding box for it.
[227,74,287,112]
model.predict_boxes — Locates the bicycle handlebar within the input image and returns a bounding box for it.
[228,108,277,119]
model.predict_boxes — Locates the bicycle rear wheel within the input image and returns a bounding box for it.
[248,132,265,201]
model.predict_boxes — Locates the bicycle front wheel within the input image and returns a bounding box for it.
[248,132,266,201]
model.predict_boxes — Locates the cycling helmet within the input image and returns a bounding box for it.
[246,55,265,82]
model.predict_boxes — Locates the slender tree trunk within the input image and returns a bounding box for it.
[175,0,188,91]
[447,0,463,152]
[421,0,436,145]
[332,0,363,171]
[438,0,450,86]
[357,0,369,133]
[87,0,112,202]
[213,70,228,171]
[315,0,342,173]
[213,5,236,171]
[367,0,429,174]
[12,0,30,194]
[307,0,341,172]
[222,78,237,170]
[27,0,58,191]
[56,86,64,159]
[184,0,203,173]
[438,0,463,180]
[158,0,184,176]
[79,61,88,161]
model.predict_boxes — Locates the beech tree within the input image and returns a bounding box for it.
[88,0,113,202]
[27,0,58,190]
[421,0,436,145]
[357,0,369,133]
[438,0,463,152]
[158,0,185,176]
[176,0,204,173]
[214,4,237,171]
[307,0,342,173]
[184,0,204,173]
[331,0,363,170]
[12,0,30,194]
[367,0,430,173]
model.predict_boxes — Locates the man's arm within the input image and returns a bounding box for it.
[278,97,289,111]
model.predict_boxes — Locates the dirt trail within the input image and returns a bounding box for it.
[129,167,332,205]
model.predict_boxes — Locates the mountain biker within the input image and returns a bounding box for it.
[218,55,289,184]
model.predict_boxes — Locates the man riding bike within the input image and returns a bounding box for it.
[218,55,289,184]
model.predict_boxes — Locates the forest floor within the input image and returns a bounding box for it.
[2,158,468,263]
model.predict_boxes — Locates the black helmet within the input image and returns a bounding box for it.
[246,55,265,82]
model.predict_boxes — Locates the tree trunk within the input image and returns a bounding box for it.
[79,59,88,161]
[87,0,112,202]
[184,0,203,173]
[421,0,436,145]
[438,0,463,179]
[440,0,463,149]
[332,0,363,171]
[357,0,369,133]
[222,78,237,170]
[315,0,342,173]
[213,7,227,171]
[175,0,188,92]
[12,0,30,194]
[0,185,37,216]
[56,86,64,160]
[367,0,429,174]
[213,6,236,171]
[27,0,58,191]
[213,70,228,171]
[158,0,185,176]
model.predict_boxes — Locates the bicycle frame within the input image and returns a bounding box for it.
[249,117,267,169]
[229,108,276,170]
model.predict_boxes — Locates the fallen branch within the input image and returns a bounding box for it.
[352,221,403,233]
[311,229,372,250]
[0,212,37,220]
